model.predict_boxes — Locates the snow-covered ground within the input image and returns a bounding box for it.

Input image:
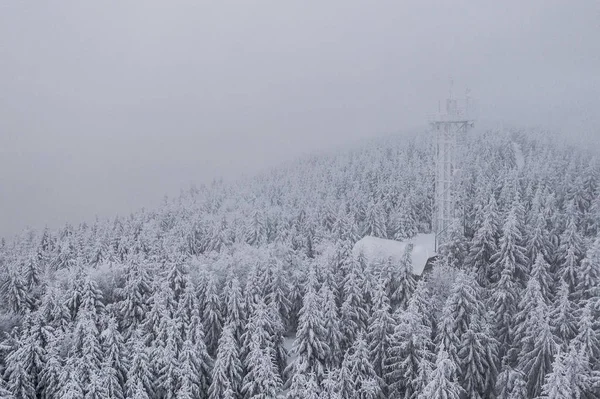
[352,233,436,275]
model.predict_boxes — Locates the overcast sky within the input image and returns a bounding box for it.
[1,1,599,237]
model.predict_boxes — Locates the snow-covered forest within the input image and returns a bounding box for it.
[1,129,599,398]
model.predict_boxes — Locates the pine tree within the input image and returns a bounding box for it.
[489,265,518,354]
[538,350,572,399]
[385,302,434,398]
[558,199,585,293]
[530,254,553,304]
[85,371,109,399]
[72,308,103,390]
[209,323,242,399]
[4,345,36,399]
[363,200,387,238]
[131,379,150,399]
[126,330,155,398]
[100,316,127,387]
[512,278,546,353]
[319,369,342,399]
[418,351,464,399]
[223,270,246,342]
[119,258,152,334]
[490,200,529,285]
[320,281,343,369]
[1,268,32,314]
[563,343,599,399]
[526,207,552,270]
[465,195,499,286]
[100,358,124,399]
[366,280,394,381]
[242,297,282,398]
[58,360,84,399]
[340,257,368,350]
[572,302,600,366]
[286,267,329,382]
[177,338,205,399]
[576,237,600,301]
[458,317,497,399]
[549,281,578,348]
[495,367,527,399]
[188,311,214,396]
[391,243,416,310]
[155,321,179,399]
[204,274,223,357]
[517,301,558,398]
[38,338,62,399]
[339,335,382,398]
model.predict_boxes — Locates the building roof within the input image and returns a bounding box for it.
[352,233,437,276]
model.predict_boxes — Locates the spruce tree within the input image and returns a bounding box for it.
[418,351,464,399]
[530,254,553,304]
[576,237,600,301]
[458,317,497,399]
[209,323,242,399]
[366,279,394,381]
[517,301,558,398]
[204,274,223,357]
[126,330,155,399]
[339,335,382,398]
[558,199,585,293]
[320,281,343,368]
[490,200,529,285]
[391,243,416,310]
[385,302,434,399]
[466,195,499,286]
[549,281,578,348]
[340,257,368,350]
[242,297,282,398]
[285,267,329,382]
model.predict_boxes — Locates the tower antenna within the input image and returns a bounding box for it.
[429,85,475,251]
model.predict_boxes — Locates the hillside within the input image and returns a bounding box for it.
[1,128,600,398]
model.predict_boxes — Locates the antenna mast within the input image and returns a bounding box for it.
[429,86,474,251]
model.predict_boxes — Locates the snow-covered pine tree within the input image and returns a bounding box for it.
[418,350,464,399]
[516,300,558,398]
[203,273,223,357]
[366,279,394,381]
[465,195,499,286]
[223,268,247,342]
[242,297,282,398]
[209,322,242,399]
[557,199,586,293]
[384,300,434,398]
[100,316,127,387]
[285,266,329,383]
[458,317,498,399]
[126,329,155,399]
[340,256,368,351]
[576,236,600,302]
[489,197,529,285]
[391,243,416,310]
[549,281,578,349]
[339,335,382,398]
[572,302,600,369]
[489,264,519,356]
[530,254,554,304]
[538,350,572,399]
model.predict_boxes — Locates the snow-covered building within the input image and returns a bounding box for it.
[352,233,437,276]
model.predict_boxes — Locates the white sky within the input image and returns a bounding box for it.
[1,0,599,237]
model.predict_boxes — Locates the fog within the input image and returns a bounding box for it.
[1,0,599,237]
